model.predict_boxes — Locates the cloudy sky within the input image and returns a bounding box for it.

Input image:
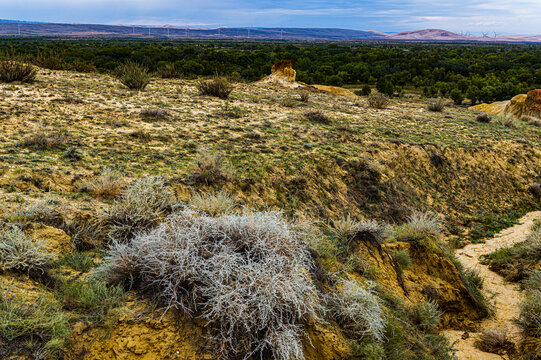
[1,0,540,34]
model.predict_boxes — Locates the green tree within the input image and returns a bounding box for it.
[450,89,464,105]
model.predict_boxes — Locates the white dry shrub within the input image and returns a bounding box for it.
[94,209,319,360]
[101,176,174,242]
[406,211,442,235]
[188,191,236,216]
[0,227,54,272]
[329,278,386,341]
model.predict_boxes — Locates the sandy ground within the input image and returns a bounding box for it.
[444,211,541,360]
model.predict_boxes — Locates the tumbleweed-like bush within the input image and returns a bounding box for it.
[327,278,385,341]
[95,209,319,360]
[100,176,174,242]
[0,227,54,273]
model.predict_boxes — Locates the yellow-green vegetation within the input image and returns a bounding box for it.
[0,65,540,359]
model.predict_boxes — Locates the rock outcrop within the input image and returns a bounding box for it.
[470,90,541,118]
[257,60,356,97]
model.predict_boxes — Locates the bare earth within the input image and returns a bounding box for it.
[444,211,541,360]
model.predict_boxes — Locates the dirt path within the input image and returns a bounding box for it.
[444,211,541,360]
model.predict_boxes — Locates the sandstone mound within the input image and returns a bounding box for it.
[257,60,356,97]
[470,101,509,115]
[470,90,541,118]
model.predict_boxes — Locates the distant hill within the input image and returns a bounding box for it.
[0,20,540,42]
[388,29,469,41]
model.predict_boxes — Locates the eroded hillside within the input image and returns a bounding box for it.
[0,67,540,360]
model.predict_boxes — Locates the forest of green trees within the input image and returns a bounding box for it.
[1,38,541,103]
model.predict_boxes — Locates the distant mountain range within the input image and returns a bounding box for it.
[0,20,540,43]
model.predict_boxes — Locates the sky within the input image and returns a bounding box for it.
[1,0,541,34]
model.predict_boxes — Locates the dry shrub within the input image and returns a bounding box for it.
[196,77,233,99]
[0,227,54,273]
[95,209,318,360]
[474,328,515,355]
[393,211,442,244]
[100,177,174,243]
[116,61,151,91]
[85,169,124,199]
[190,150,233,185]
[327,278,385,341]
[19,130,68,150]
[140,108,168,121]
[15,201,64,228]
[496,115,518,129]
[0,60,36,83]
[304,111,331,124]
[426,98,445,112]
[299,91,310,102]
[367,92,390,109]
[476,113,492,123]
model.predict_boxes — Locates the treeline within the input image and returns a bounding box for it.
[1,38,541,103]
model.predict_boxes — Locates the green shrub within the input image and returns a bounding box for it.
[0,288,70,357]
[35,50,64,70]
[59,252,94,273]
[157,64,182,79]
[0,60,36,83]
[450,89,464,105]
[116,61,151,91]
[410,301,442,333]
[427,99,445,112]
[196,77,233,99]
[393,211,442,245]
[56,279,125,324]
[393,249,412,269]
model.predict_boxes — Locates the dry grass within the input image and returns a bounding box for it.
[189,150,233,185]
[84,169,124,199]
[188,191,237,216]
